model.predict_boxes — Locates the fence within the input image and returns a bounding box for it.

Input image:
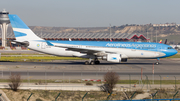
[0,69,179,91]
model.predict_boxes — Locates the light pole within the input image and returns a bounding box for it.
[152,63,154,84]
[129,74,131,91]
[110,24,111,41]
[156,27,157,43]
[174,76,176,91]
[159,75,161,89]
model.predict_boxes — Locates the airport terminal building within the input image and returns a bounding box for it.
[0,32,149,47]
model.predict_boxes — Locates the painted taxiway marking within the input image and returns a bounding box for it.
[124,64,133,69]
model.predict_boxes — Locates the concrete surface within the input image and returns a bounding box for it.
[0,83,178,91]
[0,59,179,80]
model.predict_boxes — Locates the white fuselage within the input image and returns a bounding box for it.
[28,40,165,59]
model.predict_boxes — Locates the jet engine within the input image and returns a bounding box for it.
[102,54,121,63]
[121,58,127,62]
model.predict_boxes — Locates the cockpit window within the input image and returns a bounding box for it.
[168,47,173,49]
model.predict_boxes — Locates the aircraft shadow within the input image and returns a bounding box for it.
[14,61,155,65]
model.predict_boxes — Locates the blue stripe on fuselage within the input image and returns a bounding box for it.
[48,40,177,58]
[48,40,167,50]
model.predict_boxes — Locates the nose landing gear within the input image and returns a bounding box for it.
[155,58,160,65]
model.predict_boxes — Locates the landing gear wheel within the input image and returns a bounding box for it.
[85,61,89,65]
[155,58,160,65]
[95,61,100,64]
[90,61,95,65]
[155,62,159,65]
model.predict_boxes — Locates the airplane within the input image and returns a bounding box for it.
[159,39,167,44]
[8,14,178,65]
[159,40,162,43]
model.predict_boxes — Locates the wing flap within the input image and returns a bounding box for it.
[55,45,101,53]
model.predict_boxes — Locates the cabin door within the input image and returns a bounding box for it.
[41,42,46,49]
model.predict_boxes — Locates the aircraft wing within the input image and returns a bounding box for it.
[54,45,115,55]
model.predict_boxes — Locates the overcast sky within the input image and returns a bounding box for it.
[1,0,180,27]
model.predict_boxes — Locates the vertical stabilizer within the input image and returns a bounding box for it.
[8,14,43,42]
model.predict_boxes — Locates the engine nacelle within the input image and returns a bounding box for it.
[102,54,121,63]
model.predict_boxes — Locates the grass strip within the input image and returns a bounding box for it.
[167,54,180,58]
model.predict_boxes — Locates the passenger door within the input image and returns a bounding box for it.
[41,42,46,49]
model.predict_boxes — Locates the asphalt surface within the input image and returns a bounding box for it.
[0,59,179,80]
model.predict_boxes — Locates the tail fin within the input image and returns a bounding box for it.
[164,39,167,44]
[8,14,43,42]
[159,39,162,43]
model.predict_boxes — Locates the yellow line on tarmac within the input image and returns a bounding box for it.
[124,64,133,69]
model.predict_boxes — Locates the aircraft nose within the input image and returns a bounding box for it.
[173,49,178,55]
[164,49,178,57]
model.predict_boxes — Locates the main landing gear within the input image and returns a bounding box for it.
[155,58,160,65]
[85,58,100,65]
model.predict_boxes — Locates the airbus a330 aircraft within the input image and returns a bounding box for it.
[8,14,178,65]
